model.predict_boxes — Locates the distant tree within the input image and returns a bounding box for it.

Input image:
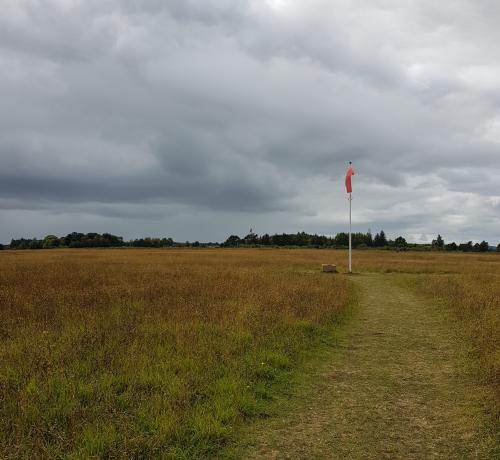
[224,235,241,247]
[310,234,333,247]
[366,230,373,247]
[294,232,310,246]
[458,241,473,252]
[335,232,349,247]
[373,230,388,247]
[131,237,147,247]
[478,240,489,252]
[131,238,144,247]
[42,235,60,249]
[160,237,174,247]
[192,241,200,247]
[13,238,28,249]
[259,233,271,245]
[394,236,407,248]
[129,236,172,248]
[497,243,500,252]
[102,233,124,247]
[445,242,458,251]
[0,243,4,250]
[351,233,369,248]
[270,233,290,246]
[29,239,43,249]
[432,234,444,250]
[243,231,259,245]
[64,232,85,247]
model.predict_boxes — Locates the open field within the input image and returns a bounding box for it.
[0,249,351,458]
[0,248,499,458]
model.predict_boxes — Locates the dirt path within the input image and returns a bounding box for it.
[240,273,493,459]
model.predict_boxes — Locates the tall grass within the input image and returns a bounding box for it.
[2,248,498,457]
[413,274,500,422]
[0,249,350,458]
[351,249,500,426]
[351,249,500,275]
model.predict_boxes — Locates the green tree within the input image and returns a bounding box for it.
[224,235,241,247]
[243,231,258,245]
[260,233,271,245]
[42,235,60,249]
[29,239,43,249]
[160,237,174,247]
[373,230,387,247]
[478,241,489,252]
[445,242,458,251]
[459,241,473,252]
[432,234,444,250]
[394,236,407,248]
[366,230,373,247]
[64,232,85,247]
[335,232,349,247]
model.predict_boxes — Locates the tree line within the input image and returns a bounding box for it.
[6,232,175,250]
[223,231,496,251]
[223,230,391,248]
[1,231,497,252]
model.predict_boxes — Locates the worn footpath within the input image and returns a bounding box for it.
[240,273,494,459]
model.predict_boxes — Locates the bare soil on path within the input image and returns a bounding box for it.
[239,273,495,459]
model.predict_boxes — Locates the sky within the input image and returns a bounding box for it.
[1,0,499,244]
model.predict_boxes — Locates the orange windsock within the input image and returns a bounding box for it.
[345,163,354,193]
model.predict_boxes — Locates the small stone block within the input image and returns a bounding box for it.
[322,264,337,273]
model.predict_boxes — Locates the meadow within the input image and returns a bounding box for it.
[0,249,351,458]
[0,248,498,458]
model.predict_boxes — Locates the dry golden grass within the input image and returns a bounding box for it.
[351,248,500,274]
[1,248,498,458]
[352,249,500,428]
[412,273,500,418]
[0,248,350,458]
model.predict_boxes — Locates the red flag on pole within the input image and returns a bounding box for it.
[345,163,354,193]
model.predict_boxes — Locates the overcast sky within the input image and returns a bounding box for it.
[1,0,499,244]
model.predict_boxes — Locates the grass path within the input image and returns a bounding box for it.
[238,273,494,459]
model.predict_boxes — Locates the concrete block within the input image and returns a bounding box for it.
[322,264,337,273]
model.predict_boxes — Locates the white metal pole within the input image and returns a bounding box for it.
[349,192,352,273]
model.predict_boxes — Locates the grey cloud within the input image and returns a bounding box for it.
[0,0,499,243]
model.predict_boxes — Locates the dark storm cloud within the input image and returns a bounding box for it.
[0,0,499,243]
